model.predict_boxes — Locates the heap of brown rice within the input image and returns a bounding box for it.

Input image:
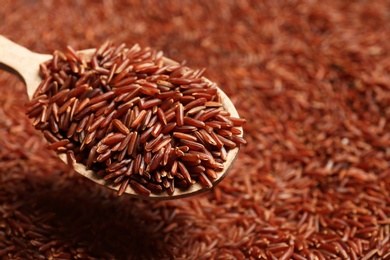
[0,0,389,259]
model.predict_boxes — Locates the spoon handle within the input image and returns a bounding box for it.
[0,35,51,98]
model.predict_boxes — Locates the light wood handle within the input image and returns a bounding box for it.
[0,35,51,99]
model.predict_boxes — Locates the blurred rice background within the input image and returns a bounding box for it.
[1,0,389,259]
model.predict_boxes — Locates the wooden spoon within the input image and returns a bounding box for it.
[0,35,243,200]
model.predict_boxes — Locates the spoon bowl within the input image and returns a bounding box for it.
[0,35,243,200]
